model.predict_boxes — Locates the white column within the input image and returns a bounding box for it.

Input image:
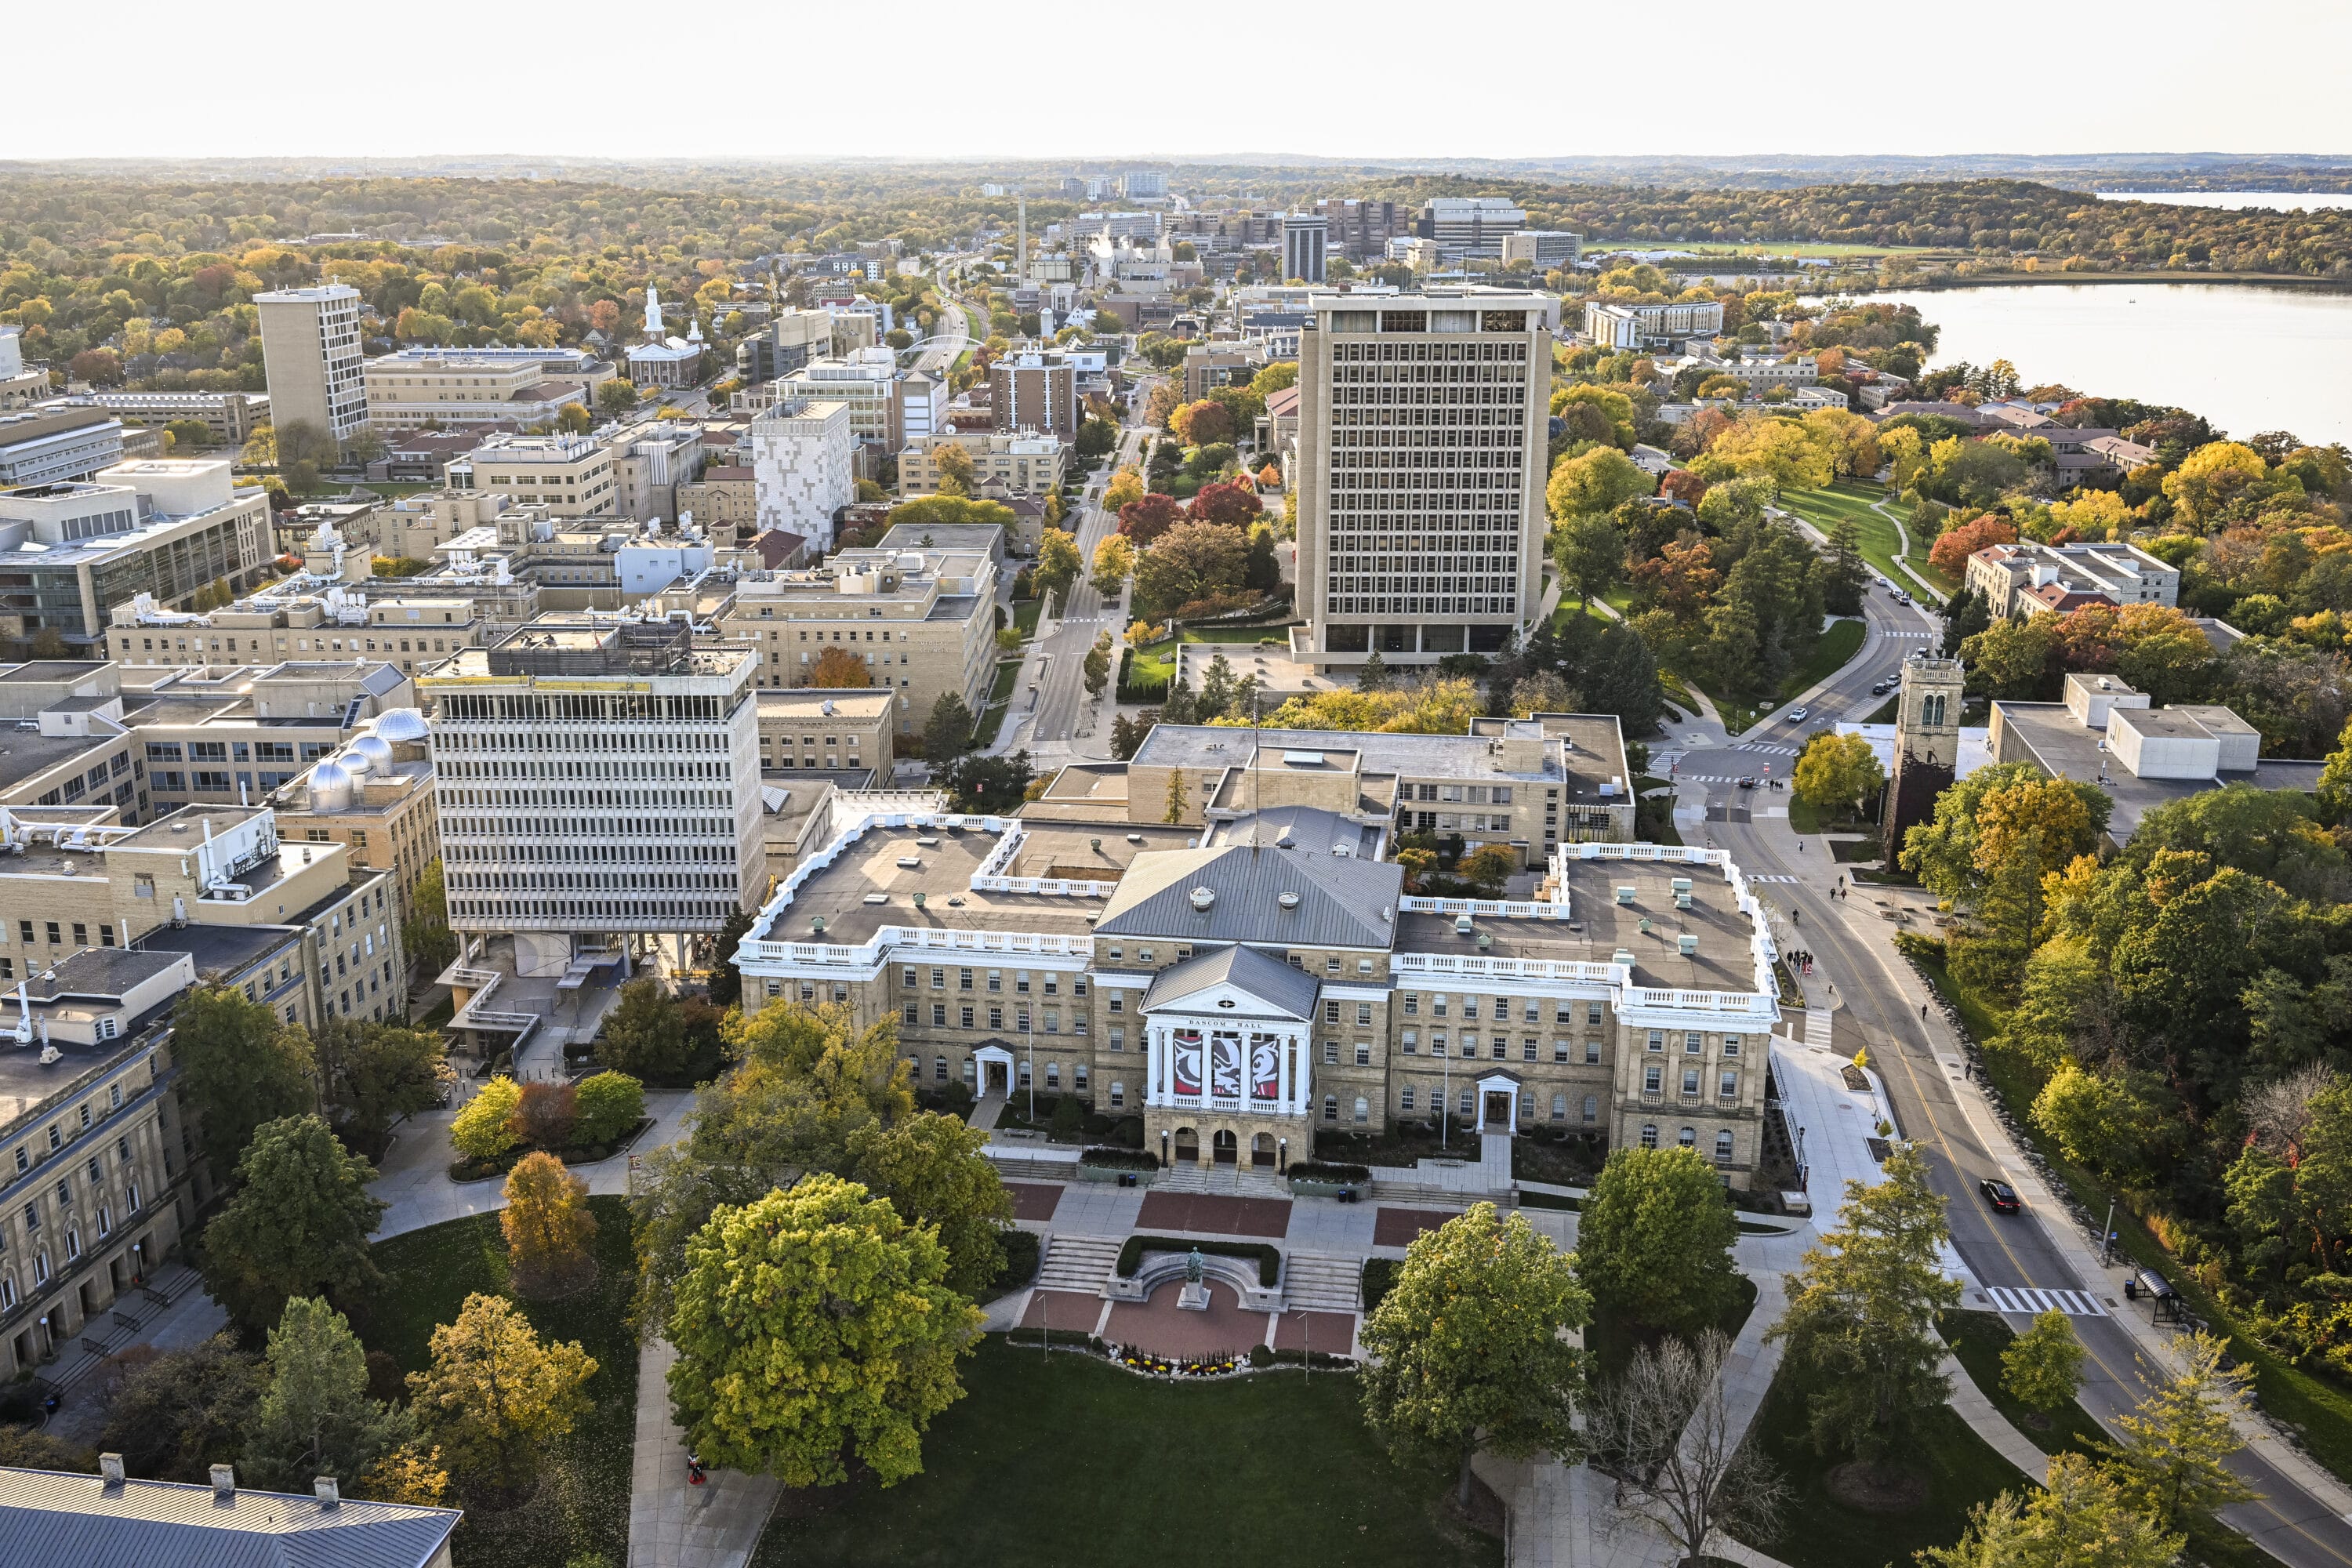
[1275,1032,1290,1111]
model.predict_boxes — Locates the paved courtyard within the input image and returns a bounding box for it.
[1134,1191,1292,1236]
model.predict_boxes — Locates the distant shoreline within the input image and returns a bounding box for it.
[1849,272,2352,294]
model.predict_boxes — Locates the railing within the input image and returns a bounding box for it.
[1630,988,1777,1017]
[738,923,1095,972]
[1399,895,1570,921]
[1718,1093,1744,1110]
[1639,1089,1664,1106]
[739,809,1019,956]
[1392,953,1618,984]
[971,874,1120,898]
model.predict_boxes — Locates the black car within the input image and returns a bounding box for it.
[1737,776,1758,789]
[1980,1178,2020,1213]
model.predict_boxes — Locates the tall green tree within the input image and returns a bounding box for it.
[2002,1308,2087,1417]
[99,1334,264,1483]
[402,858,457,976]
[848,1113,1015,1299]
[2101,1330,2257,1529]
[1555,512,1624,610]
[1922,1452,2183,1568]
[923,691,976,760]
[1573,1146,1742,1335]
[595,979,686,1080]
[1359,1202,1590,1508]
[244,1297,415,1492]
[1821,517,1869,615]
[201,1115,386,1330]
[706,907,755,1010]
[171,983,317,1177]
[665,1175,983,1486]
[1769,1143,1959,1463]
[315,1018,449,1157]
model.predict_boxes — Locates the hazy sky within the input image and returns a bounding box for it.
[13,1,2350,164]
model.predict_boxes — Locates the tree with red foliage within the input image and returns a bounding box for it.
[1117,493,1185,545]
[1186,481,1263,528]
[69,348,124,387]
[1658,470,1708,509]
[1926,514,2019,580]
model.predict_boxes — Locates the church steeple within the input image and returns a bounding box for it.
[644,283,664,341]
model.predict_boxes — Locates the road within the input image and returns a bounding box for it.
[913,298,971,378]
[1004,409,1155,763]
[1682,670,2352,1566]
[1652,575,1939,788]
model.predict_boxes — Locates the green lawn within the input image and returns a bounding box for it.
[1129,638,1177,685]
[1012,597,1042,640]
[1179,623,1298,644]
[1586,1276,1758,1388]
[1782,483,1957,602]
[1786,617,1867,702]
[971,659,1024,747]
[1913,956,2352,1489]
[1938,1311,2107,1460]
[752,1339,1501,1567]
[1740,1367,2019,1568]
[346,1198,640,1568]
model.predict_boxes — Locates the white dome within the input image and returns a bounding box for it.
[308,759,354,811]
[346,735,395,772]
[372,708,430,743]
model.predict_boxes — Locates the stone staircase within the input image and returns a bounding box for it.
[1034,1233,1123,1295]
[1156,1162,1290,1198]
[1282,1251,1363,1313]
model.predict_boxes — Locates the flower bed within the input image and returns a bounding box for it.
[446,1117,654,1182]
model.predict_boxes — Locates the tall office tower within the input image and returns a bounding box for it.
[1283,213,1328,283]
[1293,294,1552,675]
[252,282,368,439]
[421,615,762,971]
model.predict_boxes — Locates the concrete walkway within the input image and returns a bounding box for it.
[627,1337,779,1568]
[369,1089,695,1241]
[1941,1351,2049,1480]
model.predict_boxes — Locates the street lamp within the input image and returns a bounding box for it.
[1278,1136,1287,1174]
[1160,1128,1170,1170]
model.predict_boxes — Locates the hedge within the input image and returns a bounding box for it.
[1116,1235,1282,1288]
[983,1229,1040,1304]
[1360,1257,1402,1312]
[1287,1160,1370,1184]
[1079,1146,1160,1171]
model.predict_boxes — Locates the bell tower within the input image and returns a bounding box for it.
[1882,652,1964,851]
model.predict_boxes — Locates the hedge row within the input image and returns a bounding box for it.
[1287,1160,1370,1184]
[1079,1145,1160,1171]
[1116,1235,1282,1288]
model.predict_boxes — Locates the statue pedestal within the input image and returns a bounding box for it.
[1177,1281,1211,1312]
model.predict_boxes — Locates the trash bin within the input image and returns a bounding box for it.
[1118,1171,1137,1188]
[2124,1278,2137,1301]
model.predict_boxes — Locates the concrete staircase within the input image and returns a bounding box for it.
[1156,1162,1290,1198]
[1034,1233,1123,1295]
[1282,1251,1363,1313]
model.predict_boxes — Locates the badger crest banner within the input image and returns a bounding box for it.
[1250,1035,1281,1101]
[1209,1033,1242,1098]
[1171,1029,1203,1096]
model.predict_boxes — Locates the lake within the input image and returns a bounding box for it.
[1865,283,2352,445]
[2096,191,2352,212]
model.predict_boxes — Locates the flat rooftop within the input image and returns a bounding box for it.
[1398,857,1761,993]
[134,920,300,978]
[773,820,1142,948]
[1994,702,2327,840]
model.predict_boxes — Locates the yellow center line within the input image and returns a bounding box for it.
[1769,854,2348,1563]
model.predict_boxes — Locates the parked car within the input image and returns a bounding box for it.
[1980,1178,2021,1214]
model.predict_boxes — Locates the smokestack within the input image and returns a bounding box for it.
[1017,191,1028,281]
[210,1464,236,1501]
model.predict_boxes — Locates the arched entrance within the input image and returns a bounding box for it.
[1252,1133,1276,1167]
[1173,1127,1200,1164]
[1212,1130,1239,1165]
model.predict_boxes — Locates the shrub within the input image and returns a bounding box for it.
[573,1071,644,1147]
[1288,1160,1370,1184]
[1115,1235,1281,1287]
[1078,1146,1159,1171]
[1361,1257,1401,1312]
[1049,1094,1086,1138]
[450,1077,521,1160]
[994,1229,1040,1294]
[509,1080,579,1149]
[1248,1343,1275,1368]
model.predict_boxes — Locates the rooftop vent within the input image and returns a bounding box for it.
[1475,932,1493,949]
[1090,838,1102,853]
[1189,886,1216,911]
[1612,948,1636,967]
[1615,885,1636,905]
[1126,833,1145,844]
[211,1465,236,1502]
[1277,891,1301,910]
[912,891,927,909]
[1678,933,1700,956]
[1638,916,1653,935]
[1454,913,1473,935]
[895,855,922,869]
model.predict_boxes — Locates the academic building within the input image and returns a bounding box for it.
[731,722,1784,1187]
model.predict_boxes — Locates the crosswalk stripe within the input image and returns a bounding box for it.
[1751,873,1798,883]
[1984,1285,2107,1317]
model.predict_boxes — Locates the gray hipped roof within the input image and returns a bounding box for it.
[1143,943,1321,1021]
[1094,844,1403,950]
[0,1467,463,1568]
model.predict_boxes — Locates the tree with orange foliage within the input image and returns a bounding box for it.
[1170,400,1233,447]
[810,646,875,688]
[1927,514,2019,580]
[503,1152,598,1298]
[1631,539,1722,622]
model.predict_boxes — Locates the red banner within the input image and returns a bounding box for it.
[1210,1034,1242,1098]
[1172,1030,1202,1095]
[1250,1036,1281,1101]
